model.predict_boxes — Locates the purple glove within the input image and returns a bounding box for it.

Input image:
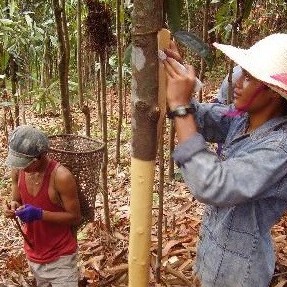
[15,204,43,223]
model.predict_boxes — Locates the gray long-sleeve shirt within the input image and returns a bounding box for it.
[173,100,287,287]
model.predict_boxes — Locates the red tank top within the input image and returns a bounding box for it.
[18,160,77,263]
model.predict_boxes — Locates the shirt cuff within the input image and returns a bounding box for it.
[173,132,207,165]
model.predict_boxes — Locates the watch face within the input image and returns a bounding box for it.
[168,105,194,119]
[177,107,187,116]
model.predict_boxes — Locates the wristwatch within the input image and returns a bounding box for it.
[167,104,195,119]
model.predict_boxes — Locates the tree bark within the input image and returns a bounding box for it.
[77,0,84,108]
[168,120,175,181]
[115,0,123,166]
[96,64,102,127]
[11,58,19,126]
[77,0,90,136]
[227,0,243,104]
[40,36,50,88]
[198,0,210,103]
[99,52,111,232]
[53,0,72,133]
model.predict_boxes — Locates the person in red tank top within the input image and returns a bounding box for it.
[4,125,81,287]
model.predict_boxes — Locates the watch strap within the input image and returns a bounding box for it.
[167,104,195,119]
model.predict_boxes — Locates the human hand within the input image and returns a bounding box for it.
[163,57,197,110]
[160,41,198,109]
[4,200,20,218]
[15,204,43,223]
[164,40,183,63]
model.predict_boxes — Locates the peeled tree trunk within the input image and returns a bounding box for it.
[128,1,162,286]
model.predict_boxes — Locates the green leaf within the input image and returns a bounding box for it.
[0,19,14,25]
[242,0,255,19]
[35,26,45,35]
[49,35,58,47]
[9,0,16,17]
[173,31,215,68]
[165,0,184,33]
[42,19,54,27]
[24,14,33,28]
[120,4,125,23]
[0,51,9,71]
[215,1,232,24]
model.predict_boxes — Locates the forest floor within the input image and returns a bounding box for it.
[0,87,287,287]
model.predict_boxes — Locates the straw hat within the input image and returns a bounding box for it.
[213,34,287,99]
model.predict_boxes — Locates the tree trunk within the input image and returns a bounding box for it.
[77,0,84,108]
[227,1,244,104]
[53,0,72,133]
[11,58,19,126]
[198,0,210,103]
[185,0,191,31]
[128,0,162,286]
[5,5,19,127]
[168,121,175,181]
[40,36,53,89]
[115,0,123,166]
[99,52,111,232]
[155,120,165,283]
[155,29,170,282]
[124,71,128,124]
[96,64,102,127]
[77,0,91,136]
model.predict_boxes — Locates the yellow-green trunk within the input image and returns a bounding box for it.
[128,157,155,286]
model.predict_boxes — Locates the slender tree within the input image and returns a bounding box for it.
[84,0,116,232]
[168,121,175,180]
[99,50,110,231]
[198,0,210,103]
[77,0,91,136]
[115,0,124,166]
[52,0,72,133]
[155,29,170,282]
[96,66,102,127]
[10,58,19,126]
[77,0,83,108]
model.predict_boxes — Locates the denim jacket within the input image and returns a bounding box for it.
[173,101,287,287]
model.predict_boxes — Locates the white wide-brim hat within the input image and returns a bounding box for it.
[213,33,287,99]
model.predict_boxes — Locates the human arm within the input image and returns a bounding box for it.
[163,42,287,207]
[4,169,22,218]
[164,40,239,139]
[174,132,287,207]
[162,53,198,142]
[191,99,234,143]
[41,165,81,225]
[163,44,233,143]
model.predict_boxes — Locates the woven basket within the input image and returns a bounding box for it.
[48,134,104,230]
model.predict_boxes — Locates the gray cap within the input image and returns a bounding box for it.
[6,125,49,168]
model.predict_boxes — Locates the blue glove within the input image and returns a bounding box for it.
[15,204,43,223]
